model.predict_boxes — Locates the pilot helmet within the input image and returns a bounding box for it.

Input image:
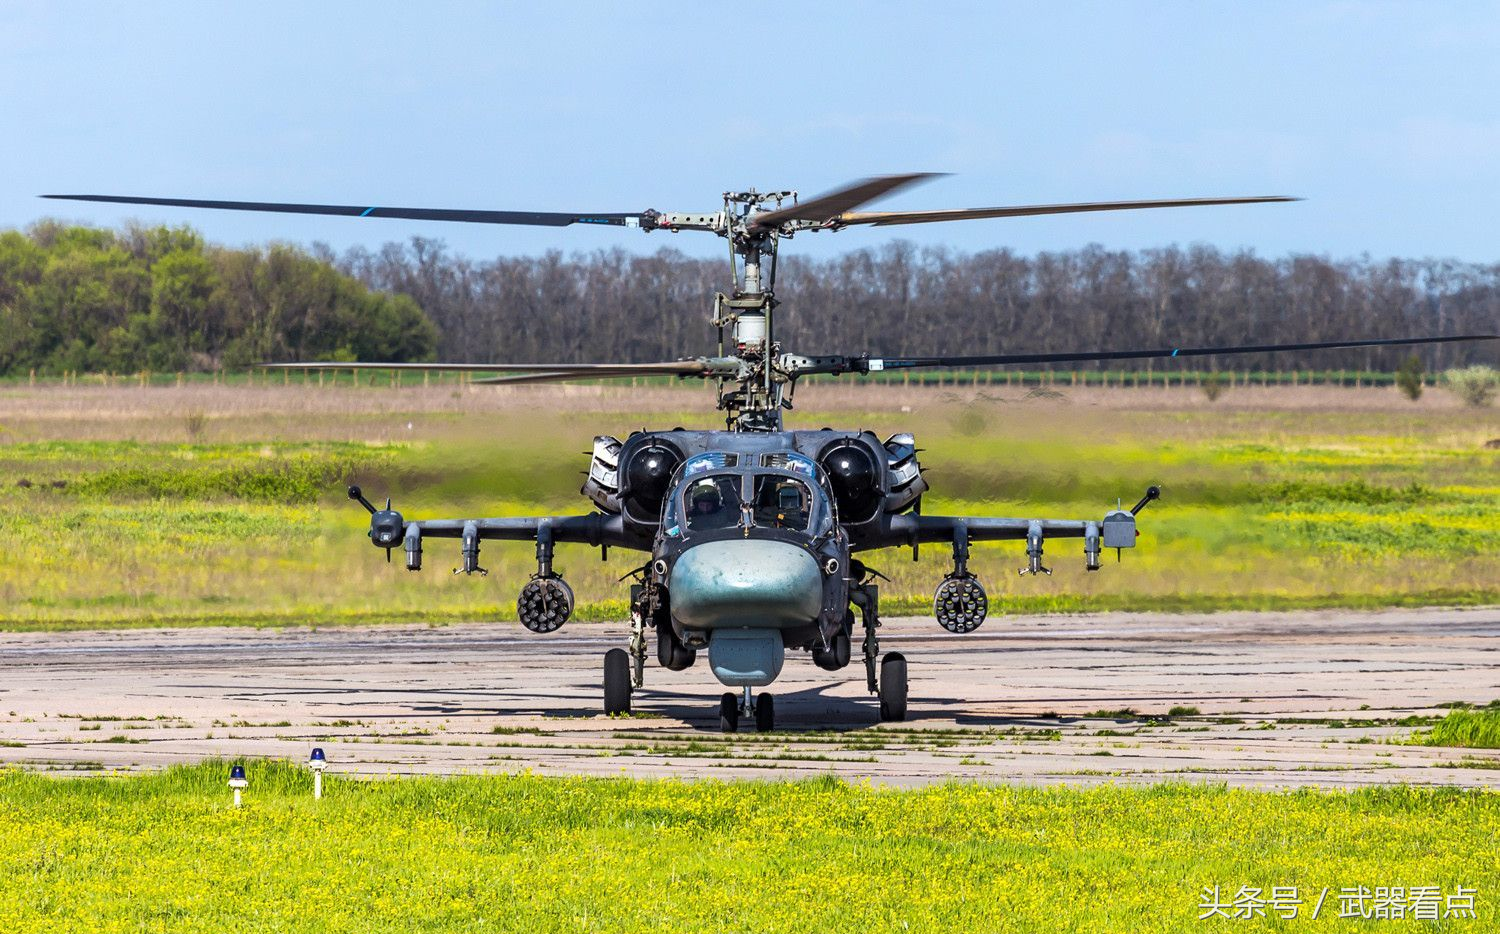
[690,482,722,510]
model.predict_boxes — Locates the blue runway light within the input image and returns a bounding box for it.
[228,763,248,806]
[310,747,325,763]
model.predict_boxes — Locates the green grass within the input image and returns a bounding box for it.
[0,391,1494,629]
[1413,709,1500,749]
[0,762,1495,931]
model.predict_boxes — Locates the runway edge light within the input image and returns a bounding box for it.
[309,747,326,800]
[228,763,248,808]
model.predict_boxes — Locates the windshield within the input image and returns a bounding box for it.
[752,476,812,532]
[683,476,742,531]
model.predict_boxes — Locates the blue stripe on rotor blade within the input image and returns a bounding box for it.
[1171,348,1179,356]
[360,207,376,217]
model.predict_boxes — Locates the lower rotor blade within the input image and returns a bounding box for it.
[469,370,697,385]
[42,194,642,228]
[835,195,1298,227]
[853,334,1498,371]
[259,359,736,379]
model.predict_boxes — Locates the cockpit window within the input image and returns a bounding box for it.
[684,476,742,531]
[752,476,811,531]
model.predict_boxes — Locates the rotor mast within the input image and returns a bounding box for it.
[713,189,796,432]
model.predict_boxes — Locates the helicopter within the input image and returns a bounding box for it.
[45,176,1497,732]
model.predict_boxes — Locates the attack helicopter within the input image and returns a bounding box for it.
[46,176,1497,732]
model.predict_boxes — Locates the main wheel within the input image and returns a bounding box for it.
[719,692,740,733]
[603,648,631,716]
[878,652,908,722]
[755,693,775,732]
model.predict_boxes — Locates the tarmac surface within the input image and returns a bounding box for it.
[1,608,1497,788]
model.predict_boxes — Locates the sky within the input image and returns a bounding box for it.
[3,2,1500,264]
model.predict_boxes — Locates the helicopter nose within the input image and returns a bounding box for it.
[669,539,823,629]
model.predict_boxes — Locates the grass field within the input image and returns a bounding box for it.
[0,381,1494,629]
[0,762,1494,931]
[1416,708,1500,750]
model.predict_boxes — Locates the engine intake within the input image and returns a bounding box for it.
[622,442,682,519]
[819,439,882,523]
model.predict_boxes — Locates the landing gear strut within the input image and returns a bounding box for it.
[719,685,775,733]
[851,562,908,722]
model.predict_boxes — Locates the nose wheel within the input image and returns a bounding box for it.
[719,687,775,732]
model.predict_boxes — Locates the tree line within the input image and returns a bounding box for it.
[0,222,436,375]
[339,239,1497,372]
[2,222,1494,375]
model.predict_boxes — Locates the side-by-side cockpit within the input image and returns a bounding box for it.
[661,452,832,539]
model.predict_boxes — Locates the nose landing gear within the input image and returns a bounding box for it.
[719,686,775,733]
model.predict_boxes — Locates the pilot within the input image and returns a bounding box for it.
[689,482,732,529]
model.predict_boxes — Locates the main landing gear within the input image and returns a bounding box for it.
[602,568,907,727]
[603,587,655,716]
[719,687,774,733]
[851,560,907,722]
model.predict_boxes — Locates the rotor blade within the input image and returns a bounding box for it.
[467,370,683,386]
[41,194,643,228]
[856,334,1497,371]
[834,195,1299,227]
[747,173,941,231]
[259,359,734,377]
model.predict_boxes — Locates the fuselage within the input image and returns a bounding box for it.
[576,428,929,689]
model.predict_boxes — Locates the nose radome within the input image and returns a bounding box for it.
[668,539,823,629]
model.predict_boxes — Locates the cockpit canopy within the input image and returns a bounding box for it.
[663,453,829,538]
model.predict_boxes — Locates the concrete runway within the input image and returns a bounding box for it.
[1,608,1497,788]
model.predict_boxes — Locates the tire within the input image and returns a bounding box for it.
[755,693,775,732]
[878,652,907,722]
[719,692,739,733]
[603,648,632,716]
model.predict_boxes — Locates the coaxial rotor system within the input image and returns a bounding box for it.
[45,178,1496,431]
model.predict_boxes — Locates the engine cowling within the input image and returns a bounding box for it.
[882,432,927,512]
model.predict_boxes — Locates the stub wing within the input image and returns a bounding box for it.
[872,487,1162,575]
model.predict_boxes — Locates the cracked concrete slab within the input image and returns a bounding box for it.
[0,607,1496,788]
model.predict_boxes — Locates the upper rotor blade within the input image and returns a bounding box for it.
[860,334,1497,370]
[747,173,941,231]
[835,195,1299,227]
[41,194,641,228]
